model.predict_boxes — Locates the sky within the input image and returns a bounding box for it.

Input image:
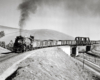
[0,0,100,40]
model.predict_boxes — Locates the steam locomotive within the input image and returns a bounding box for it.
[13,35,34,53]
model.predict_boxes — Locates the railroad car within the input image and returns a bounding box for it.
[48,40,53,47]
[37,40,42,48]
[60,40,65,45]
[52,40,57,46]
[32,40,38,49]
[57,40,62,46]
[47,40,50,46]
[45,40,49,47]
[42,40,48,47]
[63,40,67,45]
[71,40,76,45]
[66,40,72,45]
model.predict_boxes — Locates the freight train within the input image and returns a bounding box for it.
[0,36,99,53]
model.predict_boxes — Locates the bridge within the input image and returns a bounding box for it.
[55,37,100,57]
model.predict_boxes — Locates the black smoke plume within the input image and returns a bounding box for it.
[18,0,41,35]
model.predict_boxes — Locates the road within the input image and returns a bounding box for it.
[0,52,18,63]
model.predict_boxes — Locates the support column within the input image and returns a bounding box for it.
[86,46,91,53]
[76,46,79,56]
[71,46,79,57]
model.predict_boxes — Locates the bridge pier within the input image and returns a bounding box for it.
[71,46,79,57]
[86,46,91,53]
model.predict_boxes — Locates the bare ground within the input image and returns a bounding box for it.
[7,48,84,80]
[73,58,100,80]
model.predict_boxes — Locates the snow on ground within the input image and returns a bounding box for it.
[7,47,84,80]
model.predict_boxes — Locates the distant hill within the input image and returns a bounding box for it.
[29,29,74,40]
[0,25,19,34]
[0,26,74,44]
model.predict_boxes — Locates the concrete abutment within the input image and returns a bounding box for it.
[71,45,91,57]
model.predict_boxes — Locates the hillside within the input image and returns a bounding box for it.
[6,48,84,80]
[29,29,74,40]
[0,25,19,34]
[0,26,74,44]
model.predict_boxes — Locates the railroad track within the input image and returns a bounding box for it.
[75,56,100,76]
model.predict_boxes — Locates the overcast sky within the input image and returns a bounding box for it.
[0,0,100,40]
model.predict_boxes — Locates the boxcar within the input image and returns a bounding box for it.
[66,40,72,45]
[57,40,62,46]
[52,40,57,46]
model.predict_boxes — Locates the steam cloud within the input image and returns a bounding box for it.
[19,0,41,27]
[18,0,100,35]
[18,0,62,28]
[18,0,42,35]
